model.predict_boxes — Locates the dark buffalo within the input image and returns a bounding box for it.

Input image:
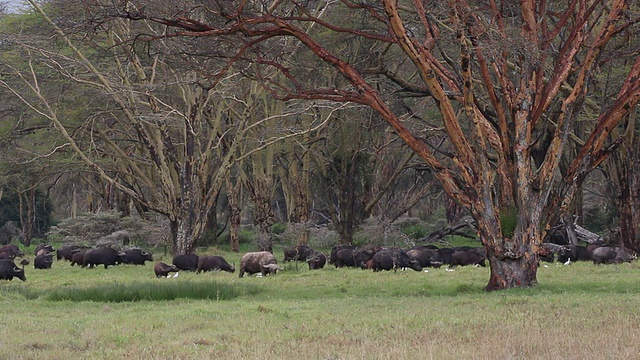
[283,245,314,263]
[197,255,235,273]
[0,244,24,259]
[154,262,180,278]
[70,251,86,267]
[34,244,55,257]
[282,247,298,262]
[119,249,153,265]
[239,251,279,278]
[306,251,327,270]
[57,245,86,261]
[450,248,486,267]
[333,248,357,268]
[591,246,636,265]
[83,247,121,269]
[19,258,30,268]
[557,245,590,263]
[34,253,54,269]
[371,248,422,272]
[329,244,356,266]
[0,259,26,281]
[353,246,378,269]
[407,247,444,268]
[172,254,199,272]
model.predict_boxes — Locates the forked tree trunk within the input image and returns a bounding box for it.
[479,221,540,291]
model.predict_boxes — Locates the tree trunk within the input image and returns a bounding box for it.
[251,178,275,252]
[226,176,241,253]
[478,213,540,291]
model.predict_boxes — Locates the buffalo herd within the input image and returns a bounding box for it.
[0,237,638,283]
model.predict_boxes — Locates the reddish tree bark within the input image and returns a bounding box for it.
[111,0,639,290]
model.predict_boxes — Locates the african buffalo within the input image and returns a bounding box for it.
[34,253,54,269]
[0,244,23,259]
[353,246,378,269]
[371,248,422,272]
[119,249,153,265]
[83,247,121,269]
[557,245,590,263]
[239,251,279,278]
[172,254,199,271]
[450,248,486,267]
[154,262,180,278]
[197,255,235,273]
[407,247,444,268]
[306,251,327,270]
[329,244,356,266]
[282,247,298,262]
[333,248,356,268]
[34,244,55,257]
[591,246,636,265]
[0,259,26,281]
[70,251,86,267]
[57,245,86,261]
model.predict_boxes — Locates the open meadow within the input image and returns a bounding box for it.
[2,247,640,360]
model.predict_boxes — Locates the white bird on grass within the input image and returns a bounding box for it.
[173,272,179,278]
[445,268,455,272]
[564,258,571,266]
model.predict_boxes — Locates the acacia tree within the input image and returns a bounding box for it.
[115,1,639,290]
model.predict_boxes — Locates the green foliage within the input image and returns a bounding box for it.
[0,187,53,238]
[583,205,616,234]
[271,222,287,235]
[401,224,427,240]
[500,206,517,238]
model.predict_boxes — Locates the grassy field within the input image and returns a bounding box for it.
[2,246,640,359]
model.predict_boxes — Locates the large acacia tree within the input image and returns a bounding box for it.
[38,1,640,289]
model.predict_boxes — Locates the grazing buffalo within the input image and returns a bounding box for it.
[306,251,326,270]
[197,255,235,273]
[119,249,153,265]
[19,258,30,269]
[172,254,199,272]
[0,259,26,281]
[34,253,54,269]
[83,247,121,269]
[57,245,86,261]
[0,244,24,259]
[333,248,357,268]
[407,247,444,268]
[239,251,279,278]
[371,248,422,272]
[450,248,486,267]
[70,251,86,267]
[329,244,356,266]
[353,246,378,269]
[282,245,314,263]
[34,244,55,257]
[154,262,180,278]
[591,246,636,265]
[282,247,298,262]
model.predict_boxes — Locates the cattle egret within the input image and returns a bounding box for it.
[423,269,429,273]
[543,264,549,268]
[173,272,179,278]
[445,268,455,272]
[564,258,571,266]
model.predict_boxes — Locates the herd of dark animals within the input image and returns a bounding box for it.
[0,235,637,282]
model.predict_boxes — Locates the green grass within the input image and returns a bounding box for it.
[2,249,640,359]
